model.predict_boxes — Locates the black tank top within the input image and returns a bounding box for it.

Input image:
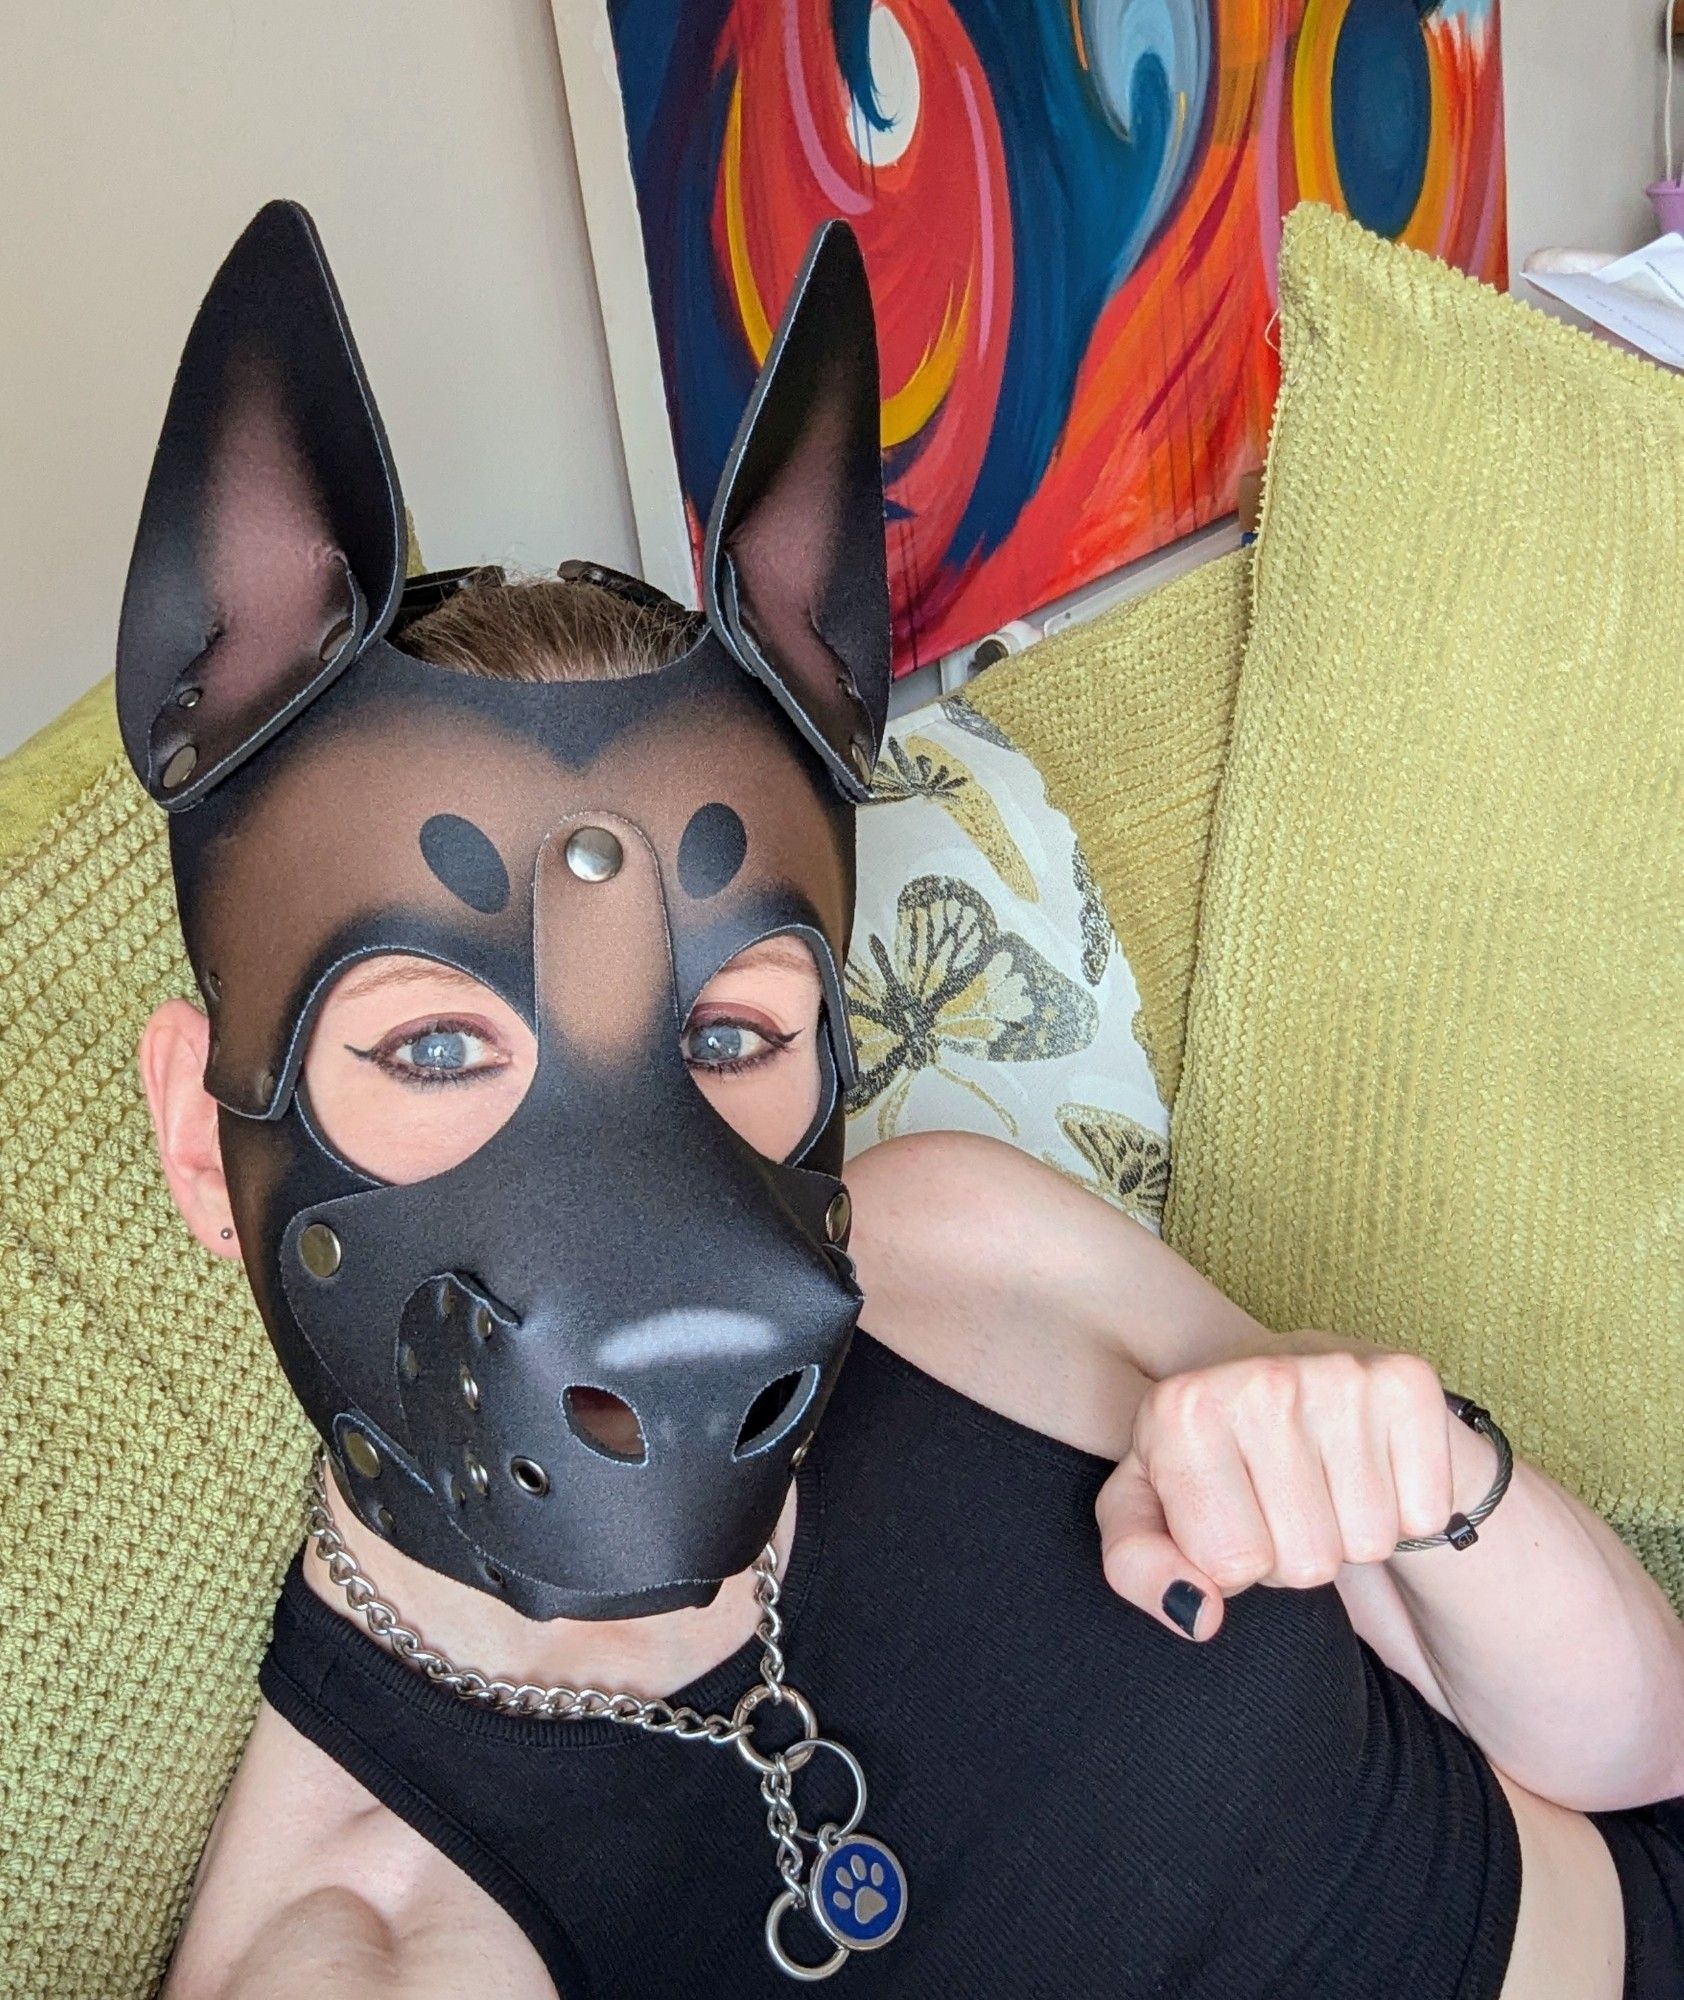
[259,1330,1521,1998]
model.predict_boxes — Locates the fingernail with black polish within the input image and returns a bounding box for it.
[1162,1580,1206,1639]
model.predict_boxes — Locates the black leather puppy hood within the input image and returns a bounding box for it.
[117,201,890,1619]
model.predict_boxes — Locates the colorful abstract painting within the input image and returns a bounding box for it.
[605,0,1506,674]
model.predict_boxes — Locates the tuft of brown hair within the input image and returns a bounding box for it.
[396,571,706,685]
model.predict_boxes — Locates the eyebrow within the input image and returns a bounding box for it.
[335,959,486,1001]
[333,933,816,1003]
[720,935,817,975]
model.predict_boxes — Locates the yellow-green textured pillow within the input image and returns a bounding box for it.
[0,697,312,1998]
[968,549,1251,1105]
[1166,206,1684,1599]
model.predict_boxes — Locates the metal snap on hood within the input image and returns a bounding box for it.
[116,201,891,1619]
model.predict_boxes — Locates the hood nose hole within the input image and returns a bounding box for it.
[734,1366,819,1459]
[564,1386,648,1464]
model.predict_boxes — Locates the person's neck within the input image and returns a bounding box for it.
[301,1465,799,1699]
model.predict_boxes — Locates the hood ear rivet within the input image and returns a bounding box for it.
[176,686,202,709]
[374,1504,396,1536]
[203,970,222,1002]
[160,744,198,789]
[565,825,623,882]
[299,1222,342,1277]
[399,1343,420,1381]
[319,616,354,662]
[848,738,874,787]
[344,1430,381,1479]
[459,1365,480,1412]
[472,1304,494,1341]
[463,1449,490,1499]
[825,1189,852,1243]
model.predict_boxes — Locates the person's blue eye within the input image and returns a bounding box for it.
[408,1029,473,1071]
[682,1017,793,1074]
[346,1018,508,1088]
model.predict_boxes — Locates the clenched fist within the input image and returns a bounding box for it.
[1098,1347,1473,1641]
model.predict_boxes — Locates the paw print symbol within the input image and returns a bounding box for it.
[832,1853,889,1926]
[812,1834,907,1950]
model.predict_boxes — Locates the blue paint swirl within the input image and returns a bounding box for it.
[1331,0,1432,238]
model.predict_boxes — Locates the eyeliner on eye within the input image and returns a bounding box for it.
[342,1015,513,1089]
[680,1016,799,1078]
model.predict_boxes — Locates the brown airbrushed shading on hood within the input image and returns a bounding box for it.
[115,200,891,1620]
[170,634,854,1124]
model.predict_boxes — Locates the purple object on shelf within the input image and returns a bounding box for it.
[1647,180,1684,235]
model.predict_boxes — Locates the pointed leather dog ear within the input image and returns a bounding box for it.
[116,200,405,809]
[703,221,890,802]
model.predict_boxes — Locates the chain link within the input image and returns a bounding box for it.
[302,1451,899,1974]
[304,1453,782,1749]
[761,1757,812,1906]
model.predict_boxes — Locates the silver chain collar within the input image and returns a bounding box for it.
[303,1452,908,1980]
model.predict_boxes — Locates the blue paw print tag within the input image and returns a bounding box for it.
[810,1834,908,1952]
[757,1735,908,1979]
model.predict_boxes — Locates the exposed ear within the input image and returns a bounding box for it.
[703,221,890,803]
[137,998,242,1258]
[116,200,405,810]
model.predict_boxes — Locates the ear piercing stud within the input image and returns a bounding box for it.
[220,1227,234,1240]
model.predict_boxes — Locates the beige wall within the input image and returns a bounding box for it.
[0,2,1672,757]
[1,1,637,756]
[1506,0,1664,272]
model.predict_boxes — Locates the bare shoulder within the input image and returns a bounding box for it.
[162,1694,557,2000]
[844,1130,1154,1459]
[844,1128,1095,1291]
[847,1129,1273,1424]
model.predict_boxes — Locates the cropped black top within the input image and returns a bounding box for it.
[259,1330,1522,1997]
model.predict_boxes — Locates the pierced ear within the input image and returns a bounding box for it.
[703,221,890,802]
[116,200,405,809]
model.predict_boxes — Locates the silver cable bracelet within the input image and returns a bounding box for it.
[1393,1392,1515,1553]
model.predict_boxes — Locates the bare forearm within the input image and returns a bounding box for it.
[1012,1150,1684,1805]
[1124,1263,1684,1807]
[854,1133,1684,1807]
[1119,1245,1684,1806]
[1382,1422,1684,1808]
[1152,1296,1684,1807]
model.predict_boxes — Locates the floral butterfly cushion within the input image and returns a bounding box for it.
[844,693,1171,1231]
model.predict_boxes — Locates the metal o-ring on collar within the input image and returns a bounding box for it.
[783,1737,869,1843]
[765,1892,850,1984]
[761,1740,890,1981]
[732,1683,819,1773]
